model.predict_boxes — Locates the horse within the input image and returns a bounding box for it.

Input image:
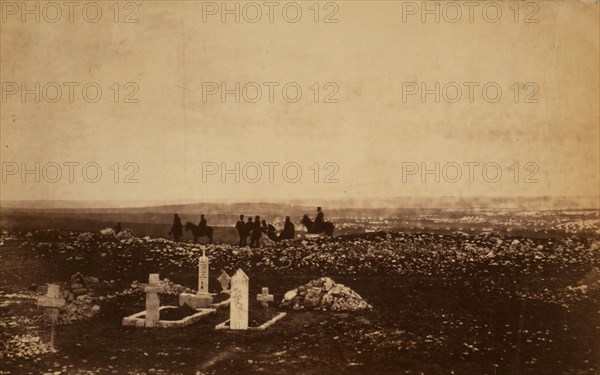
[184,222,214,243]
[301,215,335,236]
[265,229,280,242]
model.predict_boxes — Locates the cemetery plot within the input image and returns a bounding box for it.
[0,217,598,374]
[122,271,222,328]
[215,269,287,331]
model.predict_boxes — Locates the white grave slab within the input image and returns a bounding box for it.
[230,269,249,330]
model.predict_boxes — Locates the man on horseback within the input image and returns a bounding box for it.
[184,215,214,243]
[301,207,334,237]
[198,214,207,236]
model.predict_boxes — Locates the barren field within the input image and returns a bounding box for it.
[1,210,599,375]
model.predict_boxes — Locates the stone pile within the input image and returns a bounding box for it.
[281,277,372,311]
[58,295,100,324]
[76,232,93,242]
[34,273,104,324]
[0,334,57,360]
[116,230,135,240]
[62,272,101,301]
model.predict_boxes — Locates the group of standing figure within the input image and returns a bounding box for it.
[167,207,329,244]
[235,215,296,247]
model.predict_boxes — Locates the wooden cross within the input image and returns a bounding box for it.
[37,284,66,348]
[143,274,166,327]
[256,287,274,308]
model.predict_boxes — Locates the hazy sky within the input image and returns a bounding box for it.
[1,0,598,203]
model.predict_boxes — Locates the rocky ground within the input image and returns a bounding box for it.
[0,226,599,374]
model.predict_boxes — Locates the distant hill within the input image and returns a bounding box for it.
[1,196,598,212]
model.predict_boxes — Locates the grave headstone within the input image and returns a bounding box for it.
[230,269,249,330]
[198,249,209,294]
[179,249,214,308]
[257,287,274,308]
[144,274,166,327]
[217,271,231,294]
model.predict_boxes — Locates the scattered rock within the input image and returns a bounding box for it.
[283,290,297,302]
[0,334,56,360]
[116,230,134,240]
[72,288,88,297]
[100,228,116,237]
[83,277,100,289]
[76,233,93,242]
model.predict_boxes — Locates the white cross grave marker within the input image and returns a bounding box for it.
[37,283,66,347]
[257,287,274,308]
[144,274,166,327]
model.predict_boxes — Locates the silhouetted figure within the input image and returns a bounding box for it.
[184,222,214,243]
[250,215,262,247]
[236,214,246,246]
[169,214,183,242]
[301,213,335,236]
[244,217,254,246]
[314,207,324,232]
[279,216,295,240]
[198,214,207,236]
[114,222,122,235]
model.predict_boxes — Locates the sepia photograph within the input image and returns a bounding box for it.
[0,0,599,374]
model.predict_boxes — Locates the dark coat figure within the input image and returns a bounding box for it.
[244,217,254,245]
[114,222,122,235]
[198,214,207,235]
[250,215,262,247]
[235,214,246,246]
[169,214,183,242]
[279,216,295,240]
[314,207,324,232]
